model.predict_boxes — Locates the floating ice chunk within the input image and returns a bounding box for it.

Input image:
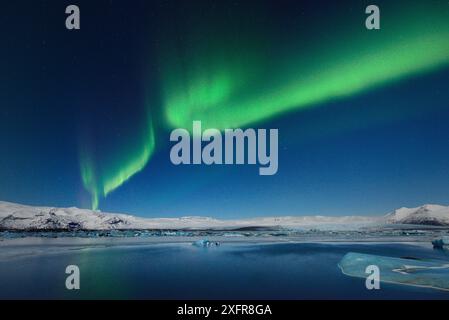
[339,252,449,291]
[432,237,449,249]
[192,239,220,247]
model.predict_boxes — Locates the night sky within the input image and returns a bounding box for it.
[1,0,449,218]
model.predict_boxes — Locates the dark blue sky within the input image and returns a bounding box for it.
[1,0,449,218]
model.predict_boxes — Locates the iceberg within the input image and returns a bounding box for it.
[432,237,449,249]
[339,252,449,291]
[192,239,220,247]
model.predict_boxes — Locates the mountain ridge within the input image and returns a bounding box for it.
[385,204,449,226]
[1,201,449,231]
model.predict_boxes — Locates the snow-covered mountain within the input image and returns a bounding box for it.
[1,201,449,231]
[385,204,449,226]
[0,201,379,231]
[0,201,142,230]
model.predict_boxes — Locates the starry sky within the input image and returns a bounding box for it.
[1,0,449,218]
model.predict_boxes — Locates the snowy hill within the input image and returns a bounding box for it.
[0,201,379,231]
[1,201,449,231]
[0,201,143,230]
[385,204,449,226]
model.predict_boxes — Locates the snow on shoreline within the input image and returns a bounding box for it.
[1,201,448,231]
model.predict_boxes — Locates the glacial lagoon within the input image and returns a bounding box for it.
[1,236,449,299]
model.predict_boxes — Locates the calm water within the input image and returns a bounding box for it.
[1,241,449,299]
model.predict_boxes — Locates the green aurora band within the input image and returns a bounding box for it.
[80,119,155,210]
[161,2,449,130]
[79,1,449,210]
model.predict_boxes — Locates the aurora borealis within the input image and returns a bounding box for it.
[1,0,449,216]
[160,1,449,130]
[79,115,155,209]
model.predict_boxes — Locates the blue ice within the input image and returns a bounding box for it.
[339,252,449,291]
